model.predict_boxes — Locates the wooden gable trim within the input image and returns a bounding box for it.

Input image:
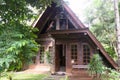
[34,1,86,33]
[66,12,79,29]
[86,30,118,69]
[62,1,86,29]
[35,3,57,33]
[48,28,88,34]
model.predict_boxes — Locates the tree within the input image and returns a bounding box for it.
[0,0,39,71]
[84,0,117,59]
[0,0,59,71]
[114,0,120,66]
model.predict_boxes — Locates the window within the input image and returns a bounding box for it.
[71,44,77,65]
[60,19,67,30]
[40,46,45,63]
[83,44,91,65]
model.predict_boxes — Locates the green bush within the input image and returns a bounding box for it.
[88,54,119,80]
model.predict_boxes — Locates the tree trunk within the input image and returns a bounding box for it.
[114,0,120,66]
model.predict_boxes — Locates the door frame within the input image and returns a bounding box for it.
[55,44,66,72]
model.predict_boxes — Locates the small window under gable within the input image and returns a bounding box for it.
[56,13,68,30]
[47,12,76,31]
[60,19,67,30]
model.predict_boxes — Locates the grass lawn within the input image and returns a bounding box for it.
[0,72,48,80]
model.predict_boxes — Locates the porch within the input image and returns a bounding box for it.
[49,29,96,74]
[35,29,97,77]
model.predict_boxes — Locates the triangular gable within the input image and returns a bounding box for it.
[33,3,57,33]
[33,1,118,69]
[34,1,86,34]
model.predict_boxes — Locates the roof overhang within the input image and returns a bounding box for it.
[48,28,88,35]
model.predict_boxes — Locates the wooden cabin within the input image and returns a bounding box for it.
[33,1,118,77]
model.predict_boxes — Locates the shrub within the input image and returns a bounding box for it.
[88,54,119,80]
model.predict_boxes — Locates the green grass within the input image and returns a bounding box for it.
[0,73,48,80]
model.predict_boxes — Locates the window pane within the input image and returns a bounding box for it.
[83,44,90,65]
[71,44,77,64]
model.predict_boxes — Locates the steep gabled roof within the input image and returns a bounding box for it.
[33,3,57,33]
[33,1,86,34]
[62,1,86,29]
[34,1,118,69]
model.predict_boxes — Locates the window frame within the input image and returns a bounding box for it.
[82,43,91,65]
[70,43,78,65]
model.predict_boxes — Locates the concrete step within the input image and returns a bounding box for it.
[43,75,66,80]
[69,76,93,80]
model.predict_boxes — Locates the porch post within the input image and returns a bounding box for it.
[56,15,60,30]
[35,50,40,64]
[51,39,56,74]
[66,43,72,74]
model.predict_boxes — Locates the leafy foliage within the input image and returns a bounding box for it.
[0,0,61,71]
[88,54,104,76]
[101,67,119,80]
[44,51,52,64]
[84,0,117,59]
[26,0,61,9]
[0,0,45,71]
[88,54,119,80]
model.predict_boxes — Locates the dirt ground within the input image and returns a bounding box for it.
[21,64,51,74]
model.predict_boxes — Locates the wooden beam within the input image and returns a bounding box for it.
[48,28,88,34]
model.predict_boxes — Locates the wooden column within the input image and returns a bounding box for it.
[66,43,72,73]
[56,15,60,30]
[80,42,83,65]
[51,39,56,74]
[78,42,81,65]
[35,50,40,64]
